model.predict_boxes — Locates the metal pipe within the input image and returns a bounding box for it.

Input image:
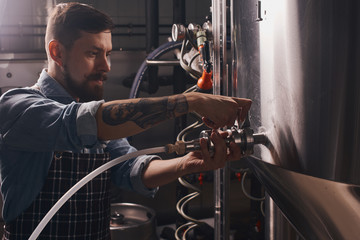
[144,0,160,94]
[212,0,229,239]
[0,24,171,28]
[0,33,170,38]
[173,0,186,24]
[146,60,180,66]
[145,0,159,53]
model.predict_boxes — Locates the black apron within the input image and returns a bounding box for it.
[3,151,111,240]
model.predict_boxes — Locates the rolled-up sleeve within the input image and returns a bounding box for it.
[129,154,159,197]
[107,139,159,197]
[0,88,103,151]
[76,100,104,148]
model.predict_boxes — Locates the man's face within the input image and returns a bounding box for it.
[61,30,112,102]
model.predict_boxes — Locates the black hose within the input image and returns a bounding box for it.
[129,41,182,98]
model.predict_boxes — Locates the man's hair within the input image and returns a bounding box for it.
[45,2,115,50]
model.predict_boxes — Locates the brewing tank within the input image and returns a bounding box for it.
[229,0,360,239]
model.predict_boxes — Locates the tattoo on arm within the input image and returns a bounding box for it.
[102,95,188,129]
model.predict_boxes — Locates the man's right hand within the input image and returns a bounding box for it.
[184,92,252,129]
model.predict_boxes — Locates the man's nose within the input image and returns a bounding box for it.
[98,55,111,72]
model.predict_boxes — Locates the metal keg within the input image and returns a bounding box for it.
[110,203,157,240]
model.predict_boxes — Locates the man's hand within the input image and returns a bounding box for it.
[179,129,245,175]
[184,92,252,129]
[142,129,246,189]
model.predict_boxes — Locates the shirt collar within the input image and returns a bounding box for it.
[36,69,76,104]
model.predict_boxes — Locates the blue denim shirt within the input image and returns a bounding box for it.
[0,69,158,222]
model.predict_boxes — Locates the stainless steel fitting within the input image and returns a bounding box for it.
[166,127,268,155]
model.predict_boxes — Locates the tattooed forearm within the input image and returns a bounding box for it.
[102,95,188,129]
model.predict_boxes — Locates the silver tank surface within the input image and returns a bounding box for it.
[230,0,360,239]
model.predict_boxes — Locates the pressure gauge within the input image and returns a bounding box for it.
[171,24,186,42]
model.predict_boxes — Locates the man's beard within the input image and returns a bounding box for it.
[63,65,107,102]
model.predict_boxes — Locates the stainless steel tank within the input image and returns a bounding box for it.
[225,0,360,239]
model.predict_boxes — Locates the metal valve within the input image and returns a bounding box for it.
[171,22,213,43]
[166,127,268,156]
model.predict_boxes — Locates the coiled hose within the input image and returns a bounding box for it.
[174,85,206,240]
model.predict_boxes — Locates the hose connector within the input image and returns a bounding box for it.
[166,141,186,155]
[167,127,269,156]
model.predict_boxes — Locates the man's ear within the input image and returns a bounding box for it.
[48,40,64,67]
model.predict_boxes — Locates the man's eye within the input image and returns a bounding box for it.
[90,52,98,57]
